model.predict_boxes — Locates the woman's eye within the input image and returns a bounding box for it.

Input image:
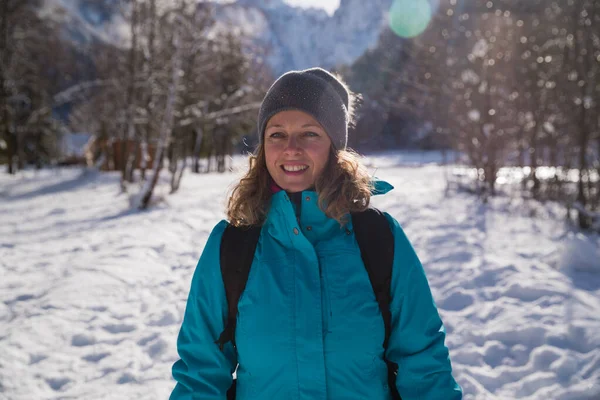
[269,132,284,138]
[304,131,319,137]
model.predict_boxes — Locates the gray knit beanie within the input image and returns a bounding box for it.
[257,67,350,150]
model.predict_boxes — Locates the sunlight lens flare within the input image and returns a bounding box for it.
[388,0,432,38]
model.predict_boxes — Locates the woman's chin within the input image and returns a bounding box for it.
[276,180,313,193]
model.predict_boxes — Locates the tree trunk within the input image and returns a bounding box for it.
[137,24,182,210]
[192,126,204,173]
[140,0,156,182]
[216,132,225,173]
[140,138,148,181]
[16,127,25,170]
[121,0,139,189]
[4,129,16,174]
[169,141,176,188]
[575,0,592,229]
[530,87,544,198]
[124,138,138,182]
[0,0,15,174]
[577,145,589,229]
[206,151,213,173]
[170,139,187,194]
[204,131,214,173]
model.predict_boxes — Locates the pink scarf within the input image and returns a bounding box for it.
[270,179,283,194]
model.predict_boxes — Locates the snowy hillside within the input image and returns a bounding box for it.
[218,0,393,74]
[40,0,130,47]
[1,153,600,400]
[40,0,393,74]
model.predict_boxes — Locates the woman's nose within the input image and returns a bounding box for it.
[284,135,301,154]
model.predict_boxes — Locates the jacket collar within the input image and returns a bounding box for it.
[263,179,394,246]
[371,178,394,196]
[268,177,394,197]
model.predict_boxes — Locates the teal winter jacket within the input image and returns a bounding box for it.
[171,183,462,399]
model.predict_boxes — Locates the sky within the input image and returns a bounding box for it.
[283,0,340,15]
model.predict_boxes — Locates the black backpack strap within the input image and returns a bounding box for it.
[352,208,401,400]
[216,223,261,351]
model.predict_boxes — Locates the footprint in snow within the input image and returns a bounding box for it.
[146,338,169,360]
[88,305,108,312]
[117,372,137,384]
[71,333,96,347]
[439,290,475,311]
[29,354,48,365]
[472,264,517,287]
[82,352,111,363]
[147,310,178,327]
[482,341,509,368]
[137,332,160,346]
[102,323,137,334]
[46,377,71,391]
[5,293,37,304]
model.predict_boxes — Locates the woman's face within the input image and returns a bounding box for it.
[264,110,332,193]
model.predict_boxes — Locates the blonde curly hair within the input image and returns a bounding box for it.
[227,143,373,227]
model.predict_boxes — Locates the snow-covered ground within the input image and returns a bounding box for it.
[1,152,599,400]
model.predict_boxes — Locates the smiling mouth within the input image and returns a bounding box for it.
[281,165,308,172]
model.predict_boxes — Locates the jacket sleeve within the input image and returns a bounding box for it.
[383,213,462,399]
[170,220,237,400]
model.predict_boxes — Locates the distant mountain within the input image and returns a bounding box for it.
[41,0,393,75]
[40,0,129,47]
[216,0,393,74]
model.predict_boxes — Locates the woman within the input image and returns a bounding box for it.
[170,68,462,399]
